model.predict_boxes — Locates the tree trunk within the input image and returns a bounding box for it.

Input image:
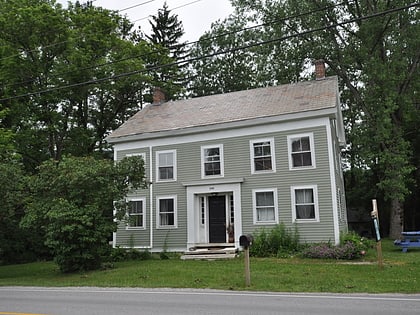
[389,198,404,239]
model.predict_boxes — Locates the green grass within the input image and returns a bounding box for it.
[0,240,419,293]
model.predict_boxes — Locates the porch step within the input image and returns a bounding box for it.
[180,245,238,260]
[181,253,237,260]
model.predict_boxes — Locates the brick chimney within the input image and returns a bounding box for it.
[152,87,166,105]
[314,59,326,80]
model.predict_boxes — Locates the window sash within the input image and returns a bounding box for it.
[291,136,312,167]
[203,147,221,176]
[253,142,272,171]
[159,198,175,227]
[295,189,315,219]
[255,191,276,223]
[157,151,175,180]
[128,200,144,228]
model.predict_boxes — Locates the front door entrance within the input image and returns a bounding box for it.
[208,195,226,243]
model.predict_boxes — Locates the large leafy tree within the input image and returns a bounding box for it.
[189,14,267,97]
[0,0,162,170]
[21,155,147,272]
[196,0,419,236]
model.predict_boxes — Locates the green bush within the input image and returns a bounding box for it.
[250,223,301,257]
[301,231,373,260]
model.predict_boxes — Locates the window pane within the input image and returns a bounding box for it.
[159,152,173,166]
[292,152,312,167]
[159,166,173,180]
[296,205,315,219]
[300,137,310,151]
[256,191,274,207]
[255,157,272,171]
[257,207,275,221]
[160,213,174,226]
[291,139,302,152]
[205,162,220,175]
[160,199,174,212]
[129,201,143,214]
[205,148,219,159]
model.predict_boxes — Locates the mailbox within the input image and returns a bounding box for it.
[239,234,253,248]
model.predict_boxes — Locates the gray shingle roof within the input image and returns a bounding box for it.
[107,76,339,142]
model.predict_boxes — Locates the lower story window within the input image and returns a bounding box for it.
[127,199,145,229]
[253,189,278,224]
[292,186,319,222]
[157,196,177,228]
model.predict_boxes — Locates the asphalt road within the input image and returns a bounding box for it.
[1,287,419,315]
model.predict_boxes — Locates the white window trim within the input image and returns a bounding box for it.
[156,195,178,229]
[250,137,276,174]
[156,149,177,182]
[126,197,146,230]
[291,185,320,223]
[201,144,224,179]
[252,188,279,225]
[287,133,316,170]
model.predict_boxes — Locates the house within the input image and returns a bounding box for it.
[106,62,348,253]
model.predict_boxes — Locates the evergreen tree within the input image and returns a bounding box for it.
[145,2,190,99]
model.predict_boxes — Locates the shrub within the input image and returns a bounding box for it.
[250,223,301,257]
[302,231,372,260]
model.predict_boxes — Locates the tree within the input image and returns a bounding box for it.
[21,155,147,272]
[229,0,419,237]
[189,14,265,97]
[145,1,189,99]
[0,0,161,170]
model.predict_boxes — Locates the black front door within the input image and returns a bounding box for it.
[208,195,226,243]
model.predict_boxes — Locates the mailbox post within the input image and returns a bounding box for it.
[239,234,253,287]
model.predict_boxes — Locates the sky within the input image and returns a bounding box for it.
[56,0,234,42]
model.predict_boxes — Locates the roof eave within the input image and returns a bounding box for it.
[106,107,338,145]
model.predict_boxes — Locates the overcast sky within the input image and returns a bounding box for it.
[57,0,234,42]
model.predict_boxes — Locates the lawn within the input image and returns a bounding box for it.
[0,240,418,293]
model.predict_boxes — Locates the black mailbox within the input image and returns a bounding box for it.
[239,234,253,248]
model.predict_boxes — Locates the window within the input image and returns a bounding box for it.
[288,133,315,169]
[250,138,276,173]
[252,189,278,224]
[291,186,319,222]
[157,196,177,228]
[201,145,224,177]
[156,150,176,181]
[127,198,145,229]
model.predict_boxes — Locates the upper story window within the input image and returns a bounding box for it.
[156,150,176,182]
[287,133,315,169]
[201,144,224,178]
[291,185,319,222]
[252,188,278,224]
[250,138,276,174]
[157,195,177,229]
[126,198,146,229]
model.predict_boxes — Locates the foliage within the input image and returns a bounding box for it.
[0,0,168,171]
[249,223,301,257]
[302,231,373,260]
[225,0,420,236]
[144,2,189,99]
[21,155,147,272]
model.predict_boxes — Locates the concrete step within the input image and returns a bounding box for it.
[180,253,237,260]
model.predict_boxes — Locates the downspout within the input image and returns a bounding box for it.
[149,145,153,249]
[112,149,117,248]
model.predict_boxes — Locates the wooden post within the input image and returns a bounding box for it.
[244,247,251,286]
[372,199,384,270]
